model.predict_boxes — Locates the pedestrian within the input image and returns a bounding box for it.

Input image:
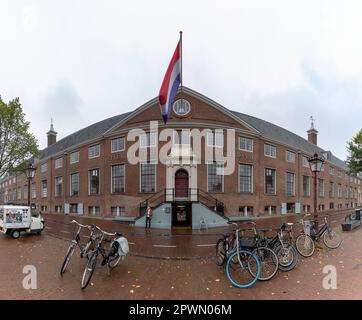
[145,206,153,229]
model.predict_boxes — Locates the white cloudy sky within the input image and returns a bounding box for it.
[1,0,362,160]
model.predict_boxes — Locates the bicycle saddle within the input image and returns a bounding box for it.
[115,231,123,236]
[222,232,230,238]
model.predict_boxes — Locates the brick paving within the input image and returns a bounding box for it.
[0,211,362,299]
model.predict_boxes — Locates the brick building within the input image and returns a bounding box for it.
[0,87,361,228]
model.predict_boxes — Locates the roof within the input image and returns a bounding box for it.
[39,113,131,160]
[232,111,348,170]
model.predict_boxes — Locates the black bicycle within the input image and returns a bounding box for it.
[81,226,124,289]
[60,220,97,275]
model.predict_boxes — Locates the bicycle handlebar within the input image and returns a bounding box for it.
[94,225,122,237]
[71,220,90,229]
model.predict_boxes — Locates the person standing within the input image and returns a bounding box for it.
[145,206,153,229]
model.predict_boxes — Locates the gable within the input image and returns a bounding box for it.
[106,87,259,134]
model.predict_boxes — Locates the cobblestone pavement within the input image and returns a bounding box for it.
[1,213,362,299]
[42,212,347,259]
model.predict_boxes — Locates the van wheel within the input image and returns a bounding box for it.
[37,231,42,235]
[11,230,21,239]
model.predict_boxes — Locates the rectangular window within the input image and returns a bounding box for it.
[239,206,253,217]
[70,173,79,196]
[88,206,101,216]
[55,176,63,197]
[318,179,324,197]
[265,168,276,194]
[329,202,334,209]
[239,136,253,152]
[89,169,100,195]
[264,206,277,215]
[207,162,224,192]
[17,188,22,200]
[23,186,28,200]
[286,203,295,213]
[239,164,253,193]
[70,203,78,214]
[111,164,125,193]
[140,132,156,148]
[329,167,334,175]
[41,180,47,198]
[285,172,295,196]
[88,144,100,159]
[31,183,36,199]
[338,184,342,198]
[286,150,295,163]
[140,162,156,193]
[111,137,125,152]
[40,163,48,173]
[302,156,309,168]
[264,144,276,158]
[207,131,224,148]
[303,205,311,213]
[173,130,191,145]
[70,151,79,164]
[55,157,63,169]
[329,181,334,198]
[303,176,310,197]
[55,205,62,213]
[111,206,126,217]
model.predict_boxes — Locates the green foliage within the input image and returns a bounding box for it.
[347,129,362,175]
[0,96,40,177]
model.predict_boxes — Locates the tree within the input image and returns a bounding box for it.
[347,129,362,175]
[0,96,39,177]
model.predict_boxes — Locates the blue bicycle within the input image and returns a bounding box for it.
[217,222,261,288]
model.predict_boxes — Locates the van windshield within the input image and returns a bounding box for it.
[31,209,39,218]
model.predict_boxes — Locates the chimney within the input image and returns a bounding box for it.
[46,119,57,147]
[307,116,318,145]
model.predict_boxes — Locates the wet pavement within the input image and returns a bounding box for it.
[1,211,362,299]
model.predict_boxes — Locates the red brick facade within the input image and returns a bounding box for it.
[1,89,361,219]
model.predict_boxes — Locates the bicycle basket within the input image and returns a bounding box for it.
[238,237,256,248]
[114,236,129,256]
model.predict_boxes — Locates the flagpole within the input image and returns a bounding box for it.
[180,30,183,90]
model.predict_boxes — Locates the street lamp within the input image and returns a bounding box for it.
[308,153,325,230]
[24,163,36,207]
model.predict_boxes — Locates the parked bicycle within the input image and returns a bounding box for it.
[81,225,129,289]
[295,215,342,257]
[60,220,97,275]
[262,222,299,272]
[223,222,261,288]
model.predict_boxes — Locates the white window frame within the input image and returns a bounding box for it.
[286,150,295,163]
[139,161,157,193]
[238,163,253,193]
[140,132,157,148]
[285,172,295,196]
[40,163,48,173]
[55,157,63,169]
[111,137,125,153]
[302,176,311,197]
[88,144,100,159]
[88,168,100,195]
[70,151,79,164]
[264,168,276,195]
[172,130,191,146]
[264,144,276,158]
[207,131,224,148]
[111,163,125,193]
[70,172,79,197]
[239,136,253,152]
[55,176,63,197]
[206,161,224,193]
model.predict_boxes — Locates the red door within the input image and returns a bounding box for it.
[175,170,189,198]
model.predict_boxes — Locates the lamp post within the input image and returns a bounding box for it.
[308,153,325,231]
[24,163,36,207]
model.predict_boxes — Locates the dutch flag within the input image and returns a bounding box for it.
[158,38,182,124]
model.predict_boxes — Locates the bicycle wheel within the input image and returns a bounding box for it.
[274,243,298,271]
[295,234,315,257]
[60,243,75,275]
[225,250,260,288]
[108,254,121,271]
[323,229,342,249]
[249,247,278,281]
[215,239,227,266]
[81,251,98,289]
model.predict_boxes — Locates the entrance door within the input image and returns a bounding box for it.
[172,203,192,228]
[175,169,189,198]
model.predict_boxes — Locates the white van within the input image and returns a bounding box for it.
[0,205,44,239]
